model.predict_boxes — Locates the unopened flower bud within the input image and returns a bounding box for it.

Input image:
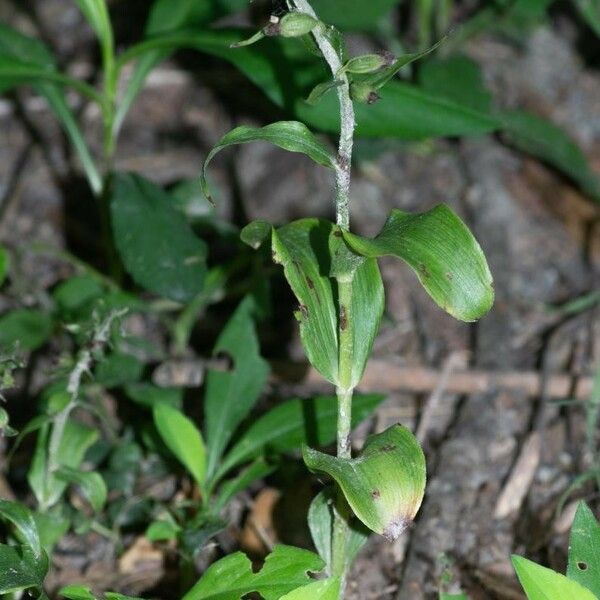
[350,83,381,104]
[278,12,319,38]
[343,51,394,74]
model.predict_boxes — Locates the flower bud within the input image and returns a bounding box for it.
[343,51,394,74]
[278,12,319,38]
[350,83,380,104]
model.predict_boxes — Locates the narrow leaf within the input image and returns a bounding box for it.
[153,404,206,487]
[182,545,325,600]
[201,121,335,201]
[203,297,269,481]
[110,172,208,302]
[343,204,494,322]
[217,394,385,480]
[567,502,600,596]
[512,555,597,600]
[303,424,426,540]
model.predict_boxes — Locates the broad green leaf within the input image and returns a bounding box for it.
[0,499,41,558]
[308,488,369,572]
[201,121,335,201]
[303,424,426,540]
[110,172,208,302]
[153,403,206,487]
[33,509,70,555]
[343,205,494,322]
[500,111,600,204]
[512,555,597,600]
[94,352,144,388]
[249,218,383,386]
[28,421,98,509]
[280,578,341,600]
[311,0,398,30]
[217,394,385,480]
[203,297,269,481]
[53,276,104,317]
[55,466,107,513]
[182,544,325,600]
[0,544,48,594]
[121,30,498,140]
[0,309,54,351]
[0,245,9,286]
[419,55,493,114]
[574,0,600,37]
[567,502,600,595]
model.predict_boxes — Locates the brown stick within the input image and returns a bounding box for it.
[274,359,594,400]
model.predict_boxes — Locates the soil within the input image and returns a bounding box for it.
[0,1,599,599]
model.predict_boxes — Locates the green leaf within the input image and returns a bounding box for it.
[33,509,70,555]
[201,121,335,201]
[122,30,498,140]
[60,585,97,600]
[439,594,468,600]
[73,0,112,52]
[574,0,600,37]
[249,218,383,386]
[0,499,42,558]
[308,488,369,572]
[94,352,144,388]
[500,110,600,204]
[343,204,494,322]
[203,297,269,481]
[418,55,493,114]
[55,466,107,513]
[153,403,206,487]
[0,544,48,594]
[279,578,341,600]
[0,309,54,351]
[567,502,600,596]
[110,172,208,302]
[217,394,385,480]
[146,519,181,542]
[124,383,183,409]
[53,275,104,317]
[512,555,597,600]
[303,424,426,540]
[311,0,398,30]
[181,544,325,600]
[0,245,9,286]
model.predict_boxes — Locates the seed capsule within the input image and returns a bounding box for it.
[343,52,394,74]
[350,83,381,104]
[278,12,319,38]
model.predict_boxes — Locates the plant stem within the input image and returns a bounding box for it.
[290,1,357,594]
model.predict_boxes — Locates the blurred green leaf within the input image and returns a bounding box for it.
[512,555,596,600]
[60,586,97,600]
[73,0,113,54]
[217,394,385,479]
[0,309,54,351]
[201,121,335,201]
[146,518,181,542]
[124,383,182,409]
[0,499,42,558]
[0,246,9,286]
[214,458,275,512]
[55,466,107,513]
[574,0,600,37]
[203,297,269,481]
[280,578,340,600]
[311,0,398,30]
[94,352,144,388]
[500,111,600,204]
[33,509,70,555]
[0,544,48,595]
[110,172,208,302]
[303,424,426,540]
[153,403,206,487]
[567,502,600,596]
[343,204,494,322]
[53,276,104,318]
[182,545,325,600]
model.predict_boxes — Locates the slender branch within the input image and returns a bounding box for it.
[289,0,355,230]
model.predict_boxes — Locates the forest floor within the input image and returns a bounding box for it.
[0,1,599,599]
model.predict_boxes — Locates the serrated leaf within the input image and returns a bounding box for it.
[0,309,54,351]
[217,394,385,480]
[181,544,325,600]
[110,172,207,302]
[201,121,335,201]
[203,297,269,481]
[280,578,340,600]
[512,555,597,600]
[500,110,600,204]
[303,424,426,540]
[0,499,42,558]
[153,403,206,487]
[567,502,600,596]
[55,467,107,513]
[343,204,494,322]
